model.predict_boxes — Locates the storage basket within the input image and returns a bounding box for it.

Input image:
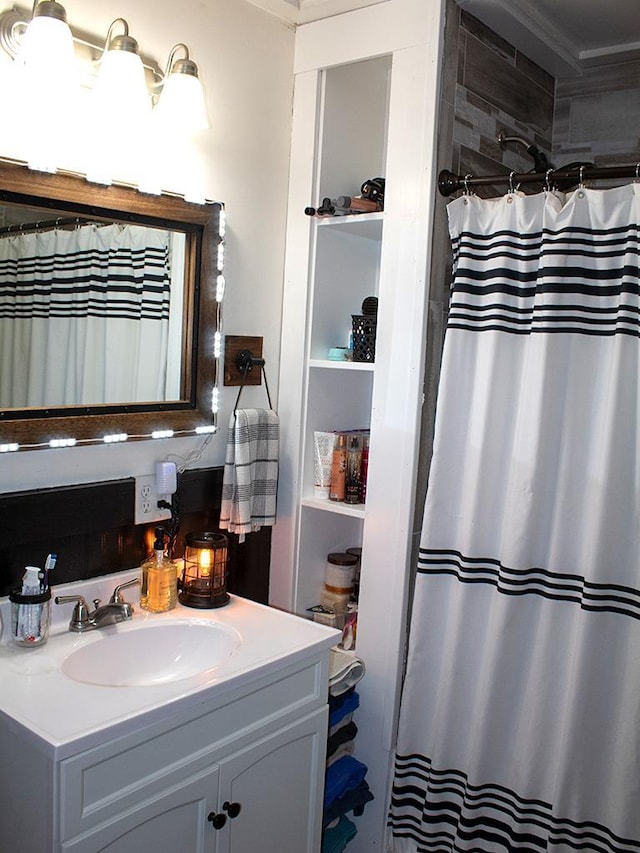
[351,314,377,362]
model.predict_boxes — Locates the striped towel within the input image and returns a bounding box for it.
[219,408,279,543]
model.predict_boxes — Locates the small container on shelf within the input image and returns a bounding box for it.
[351,296,378,363]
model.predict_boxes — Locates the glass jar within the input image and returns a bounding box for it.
[9,588,51,647]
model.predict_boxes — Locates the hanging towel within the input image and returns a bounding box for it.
[219,407,279,543]
[328,646,366,697]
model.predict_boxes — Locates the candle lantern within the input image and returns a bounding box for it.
[179,531,230,608]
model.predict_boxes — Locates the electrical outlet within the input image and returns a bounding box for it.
[134,474,172,525]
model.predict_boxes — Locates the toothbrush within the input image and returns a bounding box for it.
[40,553,57,591]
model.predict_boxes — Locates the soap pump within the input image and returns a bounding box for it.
[140,526,177,613]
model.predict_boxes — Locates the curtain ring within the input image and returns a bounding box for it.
[463,174,473,196]
[635,163,640,183]
[545,169,554,192]
[508,171,516,194]
[579,165,586,188]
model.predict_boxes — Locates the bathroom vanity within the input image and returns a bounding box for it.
[0,572,338,852]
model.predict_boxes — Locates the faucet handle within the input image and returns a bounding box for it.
[55,595,91,630]
[110,577,141,604]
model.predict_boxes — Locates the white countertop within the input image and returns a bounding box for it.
[0,570,338,756]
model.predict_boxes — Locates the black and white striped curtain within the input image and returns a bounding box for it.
[388,184,640,852]
[0,222,172,407]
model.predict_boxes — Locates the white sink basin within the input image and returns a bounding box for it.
[61,620,242,687]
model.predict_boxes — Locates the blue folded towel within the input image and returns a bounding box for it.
[329,689,359,728]
[324,755,368,808]
[323,779,374,828]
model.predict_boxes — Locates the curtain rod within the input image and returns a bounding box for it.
[438,164,640,197]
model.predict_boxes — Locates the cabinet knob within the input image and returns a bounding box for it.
[223,801,242,819]
[207,811,227,830]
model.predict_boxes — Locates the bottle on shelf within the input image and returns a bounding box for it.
[359,435,369,503]
[329,433,347,502]
[345,435,363,504]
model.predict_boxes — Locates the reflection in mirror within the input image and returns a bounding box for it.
[0,161,222,451]
[0,208,188,408]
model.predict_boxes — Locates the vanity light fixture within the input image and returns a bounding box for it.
[0,442,19,452]
[0,4,208,197]
[86,18,150,186]
[154,43,209,134]
[13,0,77,174]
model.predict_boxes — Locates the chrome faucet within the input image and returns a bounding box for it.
[55,577,140,633]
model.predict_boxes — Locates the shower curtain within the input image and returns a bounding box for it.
[388,183,640,852]
[0,222,172,408]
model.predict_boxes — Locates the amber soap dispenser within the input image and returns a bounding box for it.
[140,526,177,613]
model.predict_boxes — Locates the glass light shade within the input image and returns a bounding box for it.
[14,9,78,173]
[92,48,149,115]
[18,13,75,79]
[179,532,229,609]
[85,48,151,185]
[154,71,209,134]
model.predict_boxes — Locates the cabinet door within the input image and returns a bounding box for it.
[61,765,219,853]
[216,707,328,853]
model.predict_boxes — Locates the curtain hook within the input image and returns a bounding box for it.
[508,171,516,194]
[635,163,640,183]
[463,174,473,196]
[579,165,586,188]
[545,169,554,192]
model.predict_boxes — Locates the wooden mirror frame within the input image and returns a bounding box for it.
[0,160,220,450]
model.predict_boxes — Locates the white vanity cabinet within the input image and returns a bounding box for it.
[61,708,327,853]
[0,591,337,853]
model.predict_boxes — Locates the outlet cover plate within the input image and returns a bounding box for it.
[134,475,172,525]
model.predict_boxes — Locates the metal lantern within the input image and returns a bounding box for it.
[179,531,229,609]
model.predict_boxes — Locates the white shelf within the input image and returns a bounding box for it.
[309,359,375,371]
[316,211,384,238]
[301,496,366,518]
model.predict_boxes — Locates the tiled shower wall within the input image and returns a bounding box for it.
[553,61,640,168]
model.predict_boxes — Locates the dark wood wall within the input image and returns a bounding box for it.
[0,467,271,603]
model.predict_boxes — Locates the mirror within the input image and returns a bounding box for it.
[0,160,220,449]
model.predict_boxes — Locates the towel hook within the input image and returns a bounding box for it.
[234,350,274,412]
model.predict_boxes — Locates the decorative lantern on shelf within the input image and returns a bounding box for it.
[179,531,229,608]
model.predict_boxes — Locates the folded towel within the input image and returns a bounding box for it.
[327,740,355,768]
[327,720,358,758]
[329,688,359,728]
[329,646,366,697]
[322,814,357,853]
[324,756,368,808]
[323,780,374,828]
[219,408,279,543]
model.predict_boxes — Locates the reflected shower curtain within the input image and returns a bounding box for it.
[388,184,640,852]
[0,223,172,407]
